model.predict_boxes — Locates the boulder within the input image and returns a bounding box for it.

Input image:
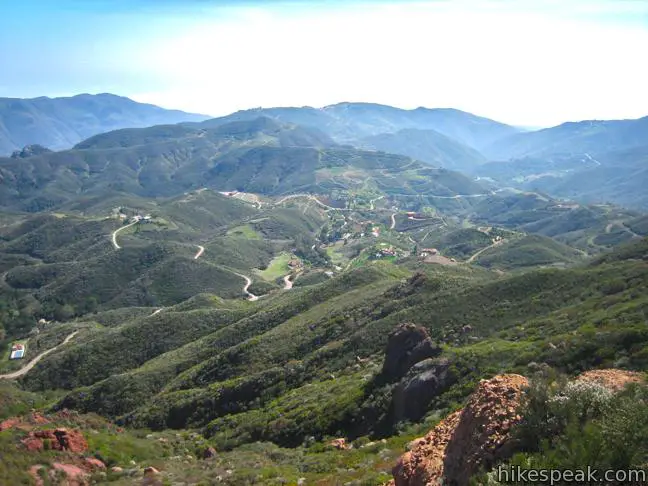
[51,463,89,486]
[83,457,106,470]
[392,358,457,422]
[329,438,349,450]
[202,446,217,459]
[381,323,441,382]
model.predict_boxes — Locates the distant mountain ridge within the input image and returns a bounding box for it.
[484,116,648,160]
[0,93,210,155]
[193,102,520,151]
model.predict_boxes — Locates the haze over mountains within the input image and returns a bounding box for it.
[2,93,647,209]
[0,93,209,155]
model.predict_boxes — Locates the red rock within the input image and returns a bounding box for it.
[28,465,45,486]
[329,438,349,450]
[144,466,160,475]
[51,463,89,486]
[576,369,644,392]
[83,457,106,470]
[0,417,21,431]
[202,446,217,459]
[391,374,529,486]
[22,428,88,453]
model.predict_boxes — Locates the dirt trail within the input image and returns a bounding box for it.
[390,213,397,230]
[283,274,294,290]
[111,222,137,249]
[149,308,163,317]
[276,194,351,211]
[0,331,79,380]
[233,272,259,301]
[466,239,505,263]
[194,245,205,259]
[369,195,384,210]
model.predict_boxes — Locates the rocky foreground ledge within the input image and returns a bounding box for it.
[388,369,644,486]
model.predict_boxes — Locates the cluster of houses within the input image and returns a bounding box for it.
[130,214,152,224]
[373,245,399,259]
[9,343,25,360]
[419,248,439,257]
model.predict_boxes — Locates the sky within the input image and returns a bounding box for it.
[1,0,647,127]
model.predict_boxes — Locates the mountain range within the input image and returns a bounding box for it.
[1,92,648,485]
[0,93,209,155]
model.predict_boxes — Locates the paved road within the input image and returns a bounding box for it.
[111,222,137,249]
[0,331,79,380]
[194,245,205,259]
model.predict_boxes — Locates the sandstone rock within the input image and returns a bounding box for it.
[52,463,89,486]
[392,357,456,422]
[382,323,441,382]
[22,428,88,453]
[0,417,22,431]
[329,438,349,450]
[28,465,45,486]
[576,368,644,392]
[83,457,106,470]
[110,466,124,473]
[392,374,529,486]
[203,446,218,459]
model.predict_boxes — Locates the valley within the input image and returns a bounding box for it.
[0,102,646,486]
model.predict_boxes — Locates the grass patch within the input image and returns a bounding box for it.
[227,225,261,240]
[256,253,292,281]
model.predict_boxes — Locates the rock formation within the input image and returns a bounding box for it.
[390,374,529,486]
[392,358,456,422]
[382,323,441,382]
[22,428,88,453]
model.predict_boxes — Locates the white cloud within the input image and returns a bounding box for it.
[128,1,648,126]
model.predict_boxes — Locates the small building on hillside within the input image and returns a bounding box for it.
[9,343,25,360]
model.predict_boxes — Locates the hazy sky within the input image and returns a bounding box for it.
[1,0,647,127]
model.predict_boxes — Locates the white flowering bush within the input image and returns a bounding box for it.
[547,380,614,423]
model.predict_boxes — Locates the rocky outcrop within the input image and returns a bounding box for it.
[392,358,457,423]
[202,446,218,459]
[329,438,350,450]
[382,323,441,382]
[22,428,88,453]
[576,369,644,392]
[391,374,529,486]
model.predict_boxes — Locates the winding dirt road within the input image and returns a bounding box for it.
[466,239,505,264]
[0,331,79,380]
[233,272,259,301]
[149,308,163,317]
[390,213,397,230]
[111,222,137,249]
[194,245,205,260]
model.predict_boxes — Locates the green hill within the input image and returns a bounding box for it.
[0,118,486,212]
[358,128,487,170]
[0,93,209,155]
